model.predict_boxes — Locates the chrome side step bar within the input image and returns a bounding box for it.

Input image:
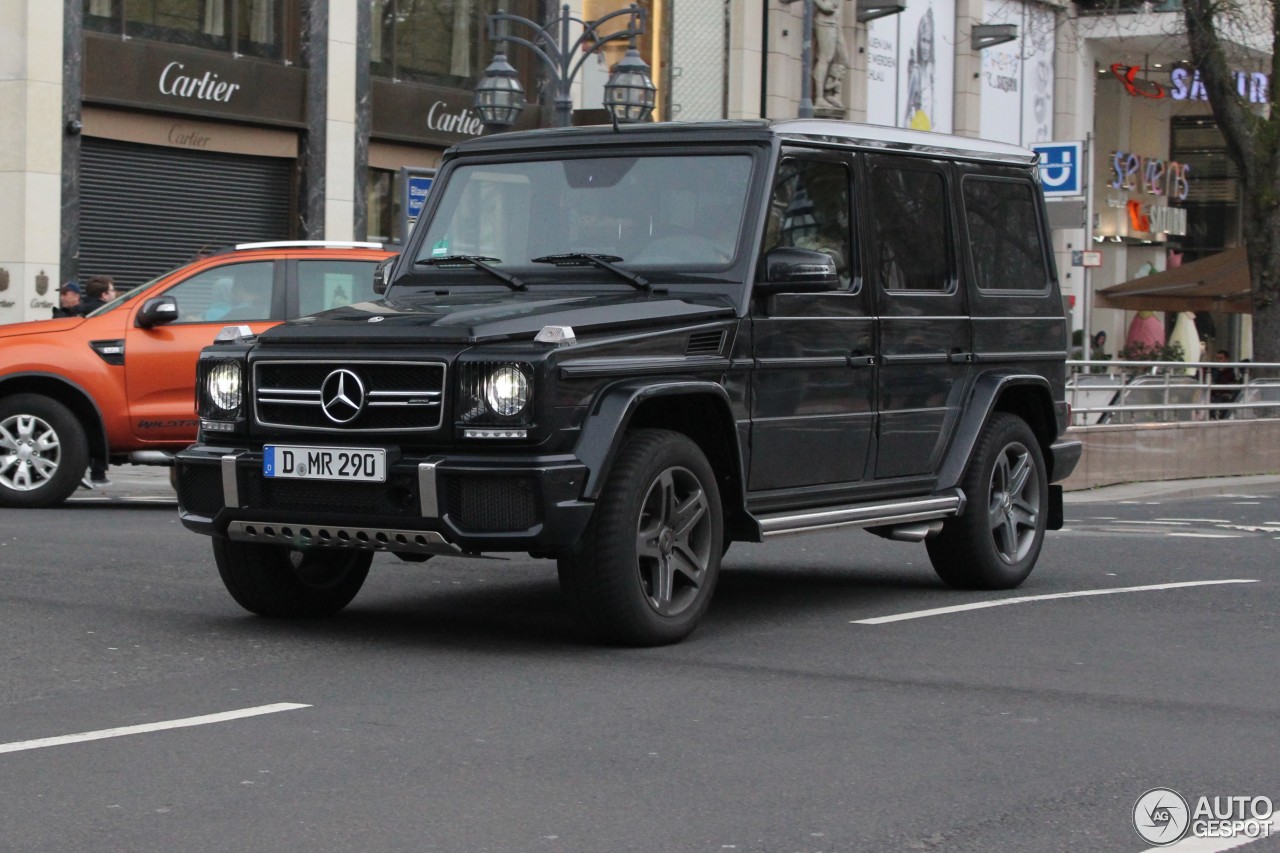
[756,490,964,539]
[227,520,476,558]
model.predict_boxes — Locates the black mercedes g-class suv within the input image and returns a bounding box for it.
[176,119,1081,645]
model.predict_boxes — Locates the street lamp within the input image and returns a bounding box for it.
[473,3,656,132]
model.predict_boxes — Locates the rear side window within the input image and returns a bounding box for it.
[869,167,950,292]
[298,260,379,316]
[962,178,1050,292]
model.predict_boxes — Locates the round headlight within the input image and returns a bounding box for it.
[207,362,242,413]
[485,365,529,417]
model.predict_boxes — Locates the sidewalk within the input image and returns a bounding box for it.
[1064,473,1280,504]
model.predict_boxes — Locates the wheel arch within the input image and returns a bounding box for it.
[0,373,109,463]
[574,380,748,533]
[937,373,1057,490]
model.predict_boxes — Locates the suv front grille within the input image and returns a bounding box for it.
[254,360,446,433]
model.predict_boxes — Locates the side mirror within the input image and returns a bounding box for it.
[373,255,399,295]
[136,296,179,329]
[755,246,841,296]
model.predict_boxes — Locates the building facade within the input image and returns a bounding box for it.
[3,0,1268,356]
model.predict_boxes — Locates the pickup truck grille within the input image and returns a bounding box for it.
[254,360,446,432]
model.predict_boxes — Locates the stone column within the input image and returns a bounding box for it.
[0,2,64,324]
[325,0,357,240]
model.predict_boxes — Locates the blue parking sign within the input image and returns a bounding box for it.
[1031,141,1084,198]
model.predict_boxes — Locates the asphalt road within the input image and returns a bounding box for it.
[2,476,1279,853]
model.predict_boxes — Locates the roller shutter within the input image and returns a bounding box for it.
[79,137,294,290]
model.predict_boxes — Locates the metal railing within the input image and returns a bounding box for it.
[1066,360,1280,426]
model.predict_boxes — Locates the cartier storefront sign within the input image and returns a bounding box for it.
[84,33,306,127]
[372,79,539,148]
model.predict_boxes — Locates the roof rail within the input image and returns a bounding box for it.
[233,240,387,251]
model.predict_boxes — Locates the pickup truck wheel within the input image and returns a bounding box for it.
[558,429,723,646]
[213,537,372,617]
[926,413,1047,590]
[0,394,89,508]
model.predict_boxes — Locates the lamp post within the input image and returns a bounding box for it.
[473,3,657,132]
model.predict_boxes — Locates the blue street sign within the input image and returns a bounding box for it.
[406,175,434,219]
[1031,141,1084,198]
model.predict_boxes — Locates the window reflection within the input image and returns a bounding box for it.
[86,1,282,60]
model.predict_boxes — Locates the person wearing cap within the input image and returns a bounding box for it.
[52,281,82,318]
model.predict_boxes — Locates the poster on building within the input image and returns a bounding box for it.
[865,17,899,127]
[896,0,955,133]
[978,0,1055,145]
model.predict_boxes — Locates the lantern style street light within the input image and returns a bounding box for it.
[473,3,656,132]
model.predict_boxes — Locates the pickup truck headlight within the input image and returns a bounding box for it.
[200,359,243,418]
[460,362,533,432]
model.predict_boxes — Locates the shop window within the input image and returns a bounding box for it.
[372,0,538,93]
[368,168,397,244]
[87,1,283,60]
[961,177,1049,292]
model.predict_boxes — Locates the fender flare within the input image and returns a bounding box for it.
[575,379,744,502]
[0,371,110,463]
[935,373,1055,490]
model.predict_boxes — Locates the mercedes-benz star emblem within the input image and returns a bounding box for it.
[320,368,366,424]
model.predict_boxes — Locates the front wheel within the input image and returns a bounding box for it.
[558,429,723,646]
[213,537,372,617]
[0,394,89,508]
[926,413,1048,590]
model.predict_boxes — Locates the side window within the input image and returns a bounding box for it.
[298,260,380,316]
[869,166,950,292]
[761,158,852,288]
[162,261,275,324]
[962,178,1050,292]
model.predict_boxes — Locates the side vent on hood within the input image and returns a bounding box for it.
[686,330,726,356]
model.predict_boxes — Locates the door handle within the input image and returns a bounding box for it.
[847,353,875,367]
[948,350,973,364]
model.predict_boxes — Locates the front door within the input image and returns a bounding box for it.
[749,153,874,494]
[865,156,970,480]
[125,260,280,443]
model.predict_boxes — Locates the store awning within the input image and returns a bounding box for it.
[1094,247,1253,314]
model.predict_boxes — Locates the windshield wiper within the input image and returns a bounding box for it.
[531,253,650,291]
[414,255,525,291]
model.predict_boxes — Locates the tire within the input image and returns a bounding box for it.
[558,429,723,646]
[0,394,90,508]
[212,537,372,617]
[926,413,1048,590]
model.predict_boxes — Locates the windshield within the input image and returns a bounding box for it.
[414,154,755,272]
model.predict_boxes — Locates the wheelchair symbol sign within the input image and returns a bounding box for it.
[1031,141,1084,197]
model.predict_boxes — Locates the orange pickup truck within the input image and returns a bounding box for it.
[0,242,393,507]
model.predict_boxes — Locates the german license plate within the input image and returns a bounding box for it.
[263,445,386,482]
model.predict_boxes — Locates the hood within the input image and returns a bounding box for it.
[0,317,84,340]
[257,289,737,345]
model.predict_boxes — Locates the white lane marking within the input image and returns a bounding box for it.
[851,580,1258,625]
[1113,520,1191,526]
[1158,518,1232,523]
[1143,807,1280,852]
[0,703,310,755]
[1168,533,1241,539]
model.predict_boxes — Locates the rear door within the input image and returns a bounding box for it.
[865,156,970,480]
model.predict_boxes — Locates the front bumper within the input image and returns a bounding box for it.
[175,444,593,556]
